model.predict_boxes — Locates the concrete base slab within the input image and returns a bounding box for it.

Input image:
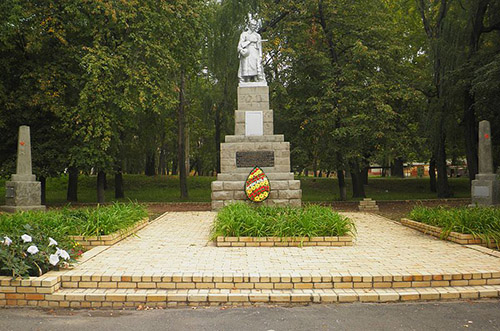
[1,205,46,212]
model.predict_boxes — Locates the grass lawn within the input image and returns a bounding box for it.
[0,174,471,205]
[301,176,471,202]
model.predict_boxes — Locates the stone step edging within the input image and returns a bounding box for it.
[400,218,498,248]
[69,217,151,249]
[2,285,500,308]
[58,271,500,290]
[215,236,353,247]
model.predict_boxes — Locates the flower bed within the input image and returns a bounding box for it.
[400,218,497,248]
[69,217,150,249]
[215,235,353,247]
[210,203,355,246]
[403,206,500,249]
[0,202,148,277]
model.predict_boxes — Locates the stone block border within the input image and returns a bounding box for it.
[400,218,498,249]
[2,285,500,308]
[2,269,500,308]
[69,218,150,249]
[215,236,353,247]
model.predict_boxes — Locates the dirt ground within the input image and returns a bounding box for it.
[145,199,472,221]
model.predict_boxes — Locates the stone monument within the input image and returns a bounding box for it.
[470,120,499,206]
[1,126,46,212]
[211,20,302,210]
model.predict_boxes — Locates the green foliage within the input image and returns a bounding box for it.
[210,203,355,239]
[0,223,76,278]
[264,0,428,179]
[0,202,147,279]
[409,206,500,247]
[0,202,147,237]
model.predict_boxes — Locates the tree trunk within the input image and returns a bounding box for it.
[115,170,124,199]
[40,176,46,205]
[158,146,166,175]
[97,171,105,203]
[350,162,366,198]
[337,169,347,201]
[215,104,222,175]
[178,71,189,199]
[145,151,156,176]
[462,1,488,181]
[362,166,369,185]
[463,92,478,180]
[429,157,437,193]
[66,167,78,202]
[436,133,452,198]
[103,172,107,190]
[392,158,405,178]
[171,156,178,175]
[312,157,318,177]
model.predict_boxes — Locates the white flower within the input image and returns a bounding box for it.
[57,248,70,260]
[3,237,12,246]
[49,254,60,266]
[21,234,32,243]
[27,245,39,255]
[48,237,58,246]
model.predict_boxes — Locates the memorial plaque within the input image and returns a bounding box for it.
[236,151,274,168]
[245,111,263,136]
[473,186,490,197]
[5,187,14,198]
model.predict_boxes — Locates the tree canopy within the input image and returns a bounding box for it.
[0,0,499,201]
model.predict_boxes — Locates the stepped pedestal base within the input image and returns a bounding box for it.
[2,180,45,212]
[212,86,302,210]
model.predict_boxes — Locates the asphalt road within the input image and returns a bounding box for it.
[1,301,499,331]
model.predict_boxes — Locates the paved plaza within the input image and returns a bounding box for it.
[4,211,500,308]
[70,211,500,277]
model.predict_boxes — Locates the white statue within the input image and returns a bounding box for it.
[237,19,266,84]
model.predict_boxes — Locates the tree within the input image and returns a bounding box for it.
[265,0,427,198]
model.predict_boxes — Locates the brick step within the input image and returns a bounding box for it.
[11,285,500,308]
[60,271,500,290]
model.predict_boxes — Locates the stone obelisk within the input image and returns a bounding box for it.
[470,120,499,206]
[1,126,46,212]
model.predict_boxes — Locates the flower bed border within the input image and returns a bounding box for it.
[216,236,353,247]
[69,218,150,249]
[400,218,498,248]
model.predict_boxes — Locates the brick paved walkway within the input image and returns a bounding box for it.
[71,212,500,277]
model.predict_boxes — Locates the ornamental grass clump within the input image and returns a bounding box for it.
[210,203,355,240]
[0,202,148,277]
[409,206,500,247]
[63,202,148,236]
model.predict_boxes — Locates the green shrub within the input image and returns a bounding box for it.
[409,206,500,247]
[0,225,75,278]
[210,203,355,240]
[0,202,148,277]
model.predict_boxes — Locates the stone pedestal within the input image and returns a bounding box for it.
[1,126,46,212]
[470,121,499,206]
[471,173,499,206]
[211,84,302,210]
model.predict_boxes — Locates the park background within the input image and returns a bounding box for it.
[0,0,499,206]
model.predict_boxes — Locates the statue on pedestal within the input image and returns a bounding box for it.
[237,19,266,84]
